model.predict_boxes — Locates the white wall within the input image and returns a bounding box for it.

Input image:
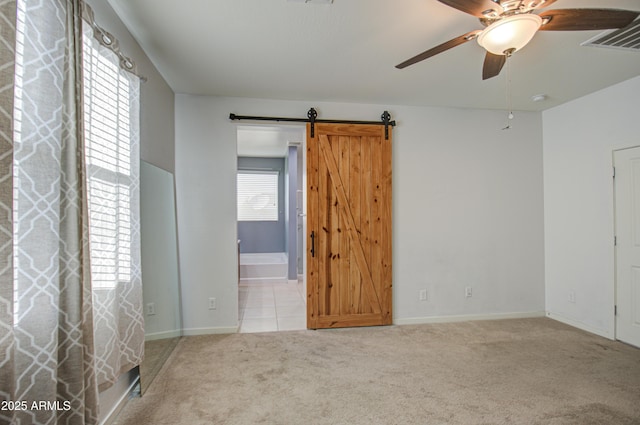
[542,76,640,339]
[175,96,545,332]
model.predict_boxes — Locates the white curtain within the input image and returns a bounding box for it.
[0,0,143,423]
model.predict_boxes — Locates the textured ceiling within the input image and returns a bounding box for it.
[107,0,640,111]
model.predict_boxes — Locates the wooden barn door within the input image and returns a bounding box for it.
[307,123,392,329]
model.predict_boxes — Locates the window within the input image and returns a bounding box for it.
[82,23,138,289]
[237,171,279,221]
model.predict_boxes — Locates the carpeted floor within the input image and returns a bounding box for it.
[113,318,640,425]
[140,337,181,394]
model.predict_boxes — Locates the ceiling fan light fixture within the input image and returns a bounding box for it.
[477,14,542,55]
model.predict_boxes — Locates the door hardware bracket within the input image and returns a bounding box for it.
[308,108,318,138]
[381,111,391,140]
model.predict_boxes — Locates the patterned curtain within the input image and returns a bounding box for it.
[0,0,143,423]
[0,0,18,418]
[1,0,99,423]
[82,15,144,392]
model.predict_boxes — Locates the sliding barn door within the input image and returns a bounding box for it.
[307,123,392,329]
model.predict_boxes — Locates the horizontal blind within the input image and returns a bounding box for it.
[83,23,133,289]
[237,171,278,221]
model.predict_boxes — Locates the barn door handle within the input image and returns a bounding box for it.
[310,231,315,258]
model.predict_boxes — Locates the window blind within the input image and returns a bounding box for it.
[83,26,133,289]
[237,171,278,221]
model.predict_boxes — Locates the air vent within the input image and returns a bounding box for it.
[581,19,640,52]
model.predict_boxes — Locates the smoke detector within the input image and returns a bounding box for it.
[531,94,547,102]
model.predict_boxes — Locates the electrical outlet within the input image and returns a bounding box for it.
[208,297,217,310]
[465,286,473,298]
[568,291,576,303]
[146,303,156,316]
[419,289,427,301]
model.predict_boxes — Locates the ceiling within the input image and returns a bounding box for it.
[107,0,640,112]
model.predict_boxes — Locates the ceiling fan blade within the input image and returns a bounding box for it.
[539,9,640,31]
[482,52,506,80]
[437,0,503,18]
[396,31,481,69]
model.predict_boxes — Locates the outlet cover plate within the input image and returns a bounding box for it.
[419,289,427,301]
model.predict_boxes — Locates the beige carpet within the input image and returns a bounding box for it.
[140,337,181,394]
[113,318,640,425]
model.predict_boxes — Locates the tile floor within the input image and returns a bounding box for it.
[238,281,306,333]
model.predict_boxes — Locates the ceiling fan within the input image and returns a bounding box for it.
[396,0,640,80]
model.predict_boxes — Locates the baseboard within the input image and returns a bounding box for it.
[144,329,182,341]
[545,311,614,340]
[394,311,546,326]
[99,373,139,425]
[182,326,239,336]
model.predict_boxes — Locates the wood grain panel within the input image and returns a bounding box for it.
[319,135,380,314]
[349,136,362,314]
[316,313,385,329]
[381,127,393,324]
[307,123,392,329]
[318,137,329,317]
[360,138,373,314]
[314,123,382,137]
[328,136,340,315]
[370,136,383,317]
[339,136,351,316]
[306,123,319,329]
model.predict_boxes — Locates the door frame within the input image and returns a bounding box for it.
[235,123,308,302]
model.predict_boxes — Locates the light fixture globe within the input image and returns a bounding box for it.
[477,14,542,55]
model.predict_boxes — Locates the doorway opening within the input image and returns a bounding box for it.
[236,124,306,333]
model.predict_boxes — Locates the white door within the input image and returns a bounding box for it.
[614,146,640,348]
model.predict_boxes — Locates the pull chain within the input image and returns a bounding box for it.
[502,50,514,130]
